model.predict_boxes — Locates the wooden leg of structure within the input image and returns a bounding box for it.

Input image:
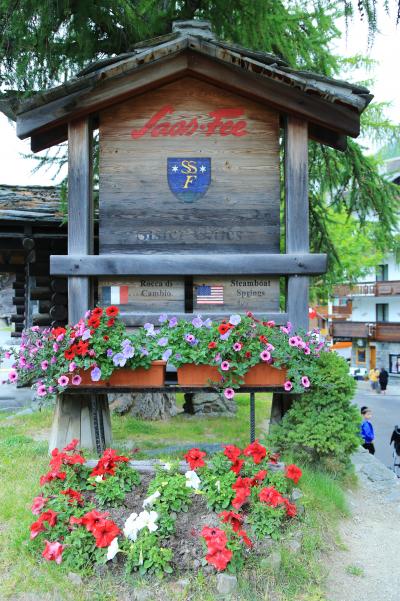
[49,393,112,455]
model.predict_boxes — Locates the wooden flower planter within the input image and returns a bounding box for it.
[70,361,166,388]
[177,363,286,387]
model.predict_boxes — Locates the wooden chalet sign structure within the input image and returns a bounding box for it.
[9,19,371,451]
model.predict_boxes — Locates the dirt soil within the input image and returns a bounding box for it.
[324,478,400,601]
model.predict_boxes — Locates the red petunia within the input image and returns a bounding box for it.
[61,488,84,505]
[39,470,67,487]
[92,519,121,548]
[184,448,207,470]
[201,526,228,550]
[107,318,115,327]
[218,323,231,335]
[283,498,297,517]
[103,335,109,341]
[205,547,232,571]
[51,327,66,339]
[106,305,119,317]
[243,440,267,465]
[223,444,241,463]
[238,529,253,548]
[232,477,252,509]
[70,509,110,532]
[87,316,100,329]
[91,307,103,317]
[259,335,268,344]
[42,540,64,564]
[259,486,285,507]
[30,519,46,539]
[64,348,75,360]
[285,464,302,485]
[219,510,243,533]
[251,469,268,486]
[89,448,129,478]
[208,341,217,349]
[245,351,252,359]
[39,510,58,527]
[62,439,79,452]
[31,495,48,515]
[230,458,244,475]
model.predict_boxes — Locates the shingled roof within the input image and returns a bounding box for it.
[3,20,372,152]
[0,184,62,222]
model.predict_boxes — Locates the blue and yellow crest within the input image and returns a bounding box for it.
[167,158,211,203]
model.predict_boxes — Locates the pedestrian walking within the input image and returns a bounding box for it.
[369,367,379,392]
[360,406,375,454]
[378,367,389,395]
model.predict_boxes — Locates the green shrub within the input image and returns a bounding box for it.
[269,350,359,472]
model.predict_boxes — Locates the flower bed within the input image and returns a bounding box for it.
[2,308,326,400]
[29,439,303,576]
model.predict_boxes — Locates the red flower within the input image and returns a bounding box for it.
[238,529,253,548]
[70,509,110,532]
[61,488,84,505]
[269,452,280,464]
[223,444,241,463]
[285,464,302,485]
[74,341,89,356]
[89,448,129,477]
[201,526,228,550]
[107,318,115,327]
[218,323,231,335]
[39,510,58,527]
[31,495,48,515]
[230,458,244,475]
[259,335,268,344]
[42,540,64,564]
[208,341,217,349]
[243,440,267,465]
[106,305,119,317]
[62,439,79,452]
[87,316,100,329]
[219,510,243,533]
[30,520,46,539]
[51,327,66,339]
[245,351,252,358]
[92,519,121,548]
[184,448,206,470]
[283,498,297,517]
[259,486,285,507]
[103,335,109,341]
[232,477,252,509]
[92,307,103,317]
[205,547,232,571]
[64,348,75,360]
[251,469,268,486]
[39,470,66,486]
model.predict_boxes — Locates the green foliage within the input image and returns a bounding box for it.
[147,471,192,513]
[247,502,285,540]
[265,470,290,495]
[62,527,106,573]
[201,470,236,511]
[269,351,360,472]
[94,464,140,507]
[124,531,173,576]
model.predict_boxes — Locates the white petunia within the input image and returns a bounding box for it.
[95,475,104,483]
[142,490,161,508]
[137,510,159,533]
[215,480,221,493]
[106,537,119,561]
[185,470,201,490]
[162,462,172,471]
[123,512,139,540]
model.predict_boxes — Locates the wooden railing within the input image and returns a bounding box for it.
[331,321,400,342]
[333,281,400,298]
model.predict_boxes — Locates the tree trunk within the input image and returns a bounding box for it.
[108,392,178,420]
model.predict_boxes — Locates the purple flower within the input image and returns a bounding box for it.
[224,387,235,399]
[266,343,275,352]
[140,347,149,356]
[121,338,131,348]
[233,342,242,352]
[107,349,114,357]
[162,349,173,362]
[31,326,40,332]
[297,339,306,350]
[58,375,69,387]
[215,353,222,363]
[229,314,241,326]
[72,374,82,386]
[41,360,49,371]
[192,316,203,328]
[69,361,77,372]
[185,334,195,344]
[168,317,178,328]
[174,353,182,360]
[221,361,230,371]
[18,357,27,368]
[260,350,271,362]
[284,380,293,391]
[53,343,59,352]
[91,367,102,382]
[35,340,43,348]
[143,322,154,331]
[220,330,231,341]
[4,351,11,359]
[8,371,18,383]
[48,386,54,393]
[37,385,47,397]
[203,318,212,329]
[82,329,91,341]
[56,333,65,342]
[85,310,91,318]
[304,346,311,355]
[51,356,57,364]
[157,337,168,347]
[301,376,310,388]
[122,344,135,359]
[158,313,168,323]
[280,326,290,335]
[113,353,126,367]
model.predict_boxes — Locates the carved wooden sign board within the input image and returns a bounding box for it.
[98,77,280,321]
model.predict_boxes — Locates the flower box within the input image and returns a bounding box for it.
[177,363,286,388]
[70,361,166,388]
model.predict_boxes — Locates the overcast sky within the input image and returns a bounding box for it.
[0,2,399,187]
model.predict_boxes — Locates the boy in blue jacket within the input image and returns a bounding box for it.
[360,406,375,455]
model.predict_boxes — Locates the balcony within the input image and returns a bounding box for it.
[331,321,400,343]
[333,281,400,298]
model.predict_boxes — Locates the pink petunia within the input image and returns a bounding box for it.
[260,350,271,362]
[221,361,230,371]
[233,342,242,352]
[41,360,49,371]
[224,388,235,399]
[8,371,18,383]
[58,375,69,387]
[37,385,47,397]
[301,376,310,388]
[72,374,82,386]
[284,380,293,391]
[267,320,275,327]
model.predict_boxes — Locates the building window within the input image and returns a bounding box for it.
[376,264,388,281]
[356,348,366,364]
[376,303,389,322]
[389,354,400,374]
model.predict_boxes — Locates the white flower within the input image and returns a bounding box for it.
[106,537,119,561]
[185,470,201,490]
[162,462,172,471]
[137,510,158,533]
[142,490,161,508]
[123,512,139,540]
[95,475,104,483]
[215,480,221,493]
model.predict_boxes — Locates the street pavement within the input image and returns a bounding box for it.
[353,380,400,469]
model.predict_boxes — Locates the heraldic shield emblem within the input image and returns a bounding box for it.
[167,157,211,203]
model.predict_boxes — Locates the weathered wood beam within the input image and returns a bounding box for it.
[67,118,93,325]
[50,253,327,276]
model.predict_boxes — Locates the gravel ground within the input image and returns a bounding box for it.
[325,449,400,601]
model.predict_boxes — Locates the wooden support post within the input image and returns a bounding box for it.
[271,116,309,426]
